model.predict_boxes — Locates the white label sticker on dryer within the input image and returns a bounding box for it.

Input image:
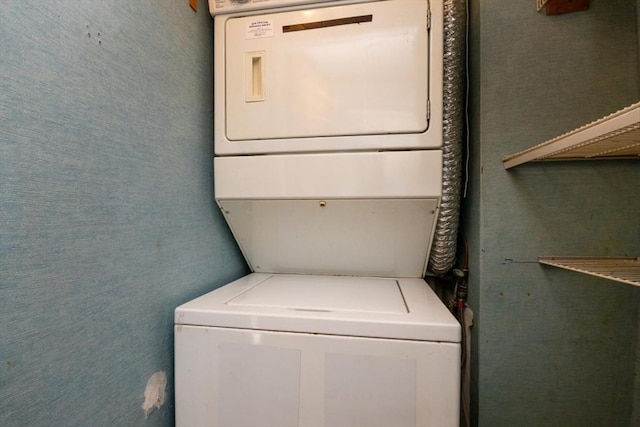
[246,20,274,39]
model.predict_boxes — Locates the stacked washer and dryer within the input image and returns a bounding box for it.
[175,0,461,425]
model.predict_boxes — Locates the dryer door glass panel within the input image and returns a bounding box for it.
[225,0,429,141]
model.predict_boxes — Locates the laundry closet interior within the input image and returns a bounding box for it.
[2,1,638,426]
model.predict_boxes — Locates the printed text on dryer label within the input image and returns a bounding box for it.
[247,20,274,39]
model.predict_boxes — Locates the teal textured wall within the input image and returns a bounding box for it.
[466,0,640,426]
[0,1,247,425]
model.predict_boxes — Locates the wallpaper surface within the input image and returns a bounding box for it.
[465,0,640,425]
[1,1,247,425]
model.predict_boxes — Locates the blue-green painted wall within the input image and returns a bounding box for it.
[0,1,247,425]
[466,0,640,426]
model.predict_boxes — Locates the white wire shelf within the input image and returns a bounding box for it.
[503,102,640,169]
[539,256,640,287]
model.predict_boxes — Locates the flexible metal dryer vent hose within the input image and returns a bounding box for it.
[428,0,466,275]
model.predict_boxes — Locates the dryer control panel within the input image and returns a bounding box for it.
[209,0,341,15]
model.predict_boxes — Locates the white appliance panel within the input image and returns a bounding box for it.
[214,151,442,277]
[224,0,428,141]
[175,273,461,342]
[214,150,443,200]
[175,324,460,427]
[214,0,444,155]
[218,342,302,427]
[324,352,417,427]
[209,0,337,16]
[219,198,438,277]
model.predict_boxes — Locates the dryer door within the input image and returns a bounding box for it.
[216,0,439,154]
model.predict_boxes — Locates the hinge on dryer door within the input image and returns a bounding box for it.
[427,5,431,30]
[426,100,431,122]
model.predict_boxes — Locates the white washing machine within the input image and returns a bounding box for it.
[175,1,460,426]
[176,273,460,427]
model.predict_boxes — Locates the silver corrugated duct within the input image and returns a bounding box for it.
[428,0,466,275]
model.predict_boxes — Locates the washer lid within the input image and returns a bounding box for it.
[227,275,408,314]
[175,273,461,343]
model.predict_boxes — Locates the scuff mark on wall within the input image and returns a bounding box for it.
[142,371,167,417]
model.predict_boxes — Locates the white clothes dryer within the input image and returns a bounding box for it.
[212,0,443,155]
